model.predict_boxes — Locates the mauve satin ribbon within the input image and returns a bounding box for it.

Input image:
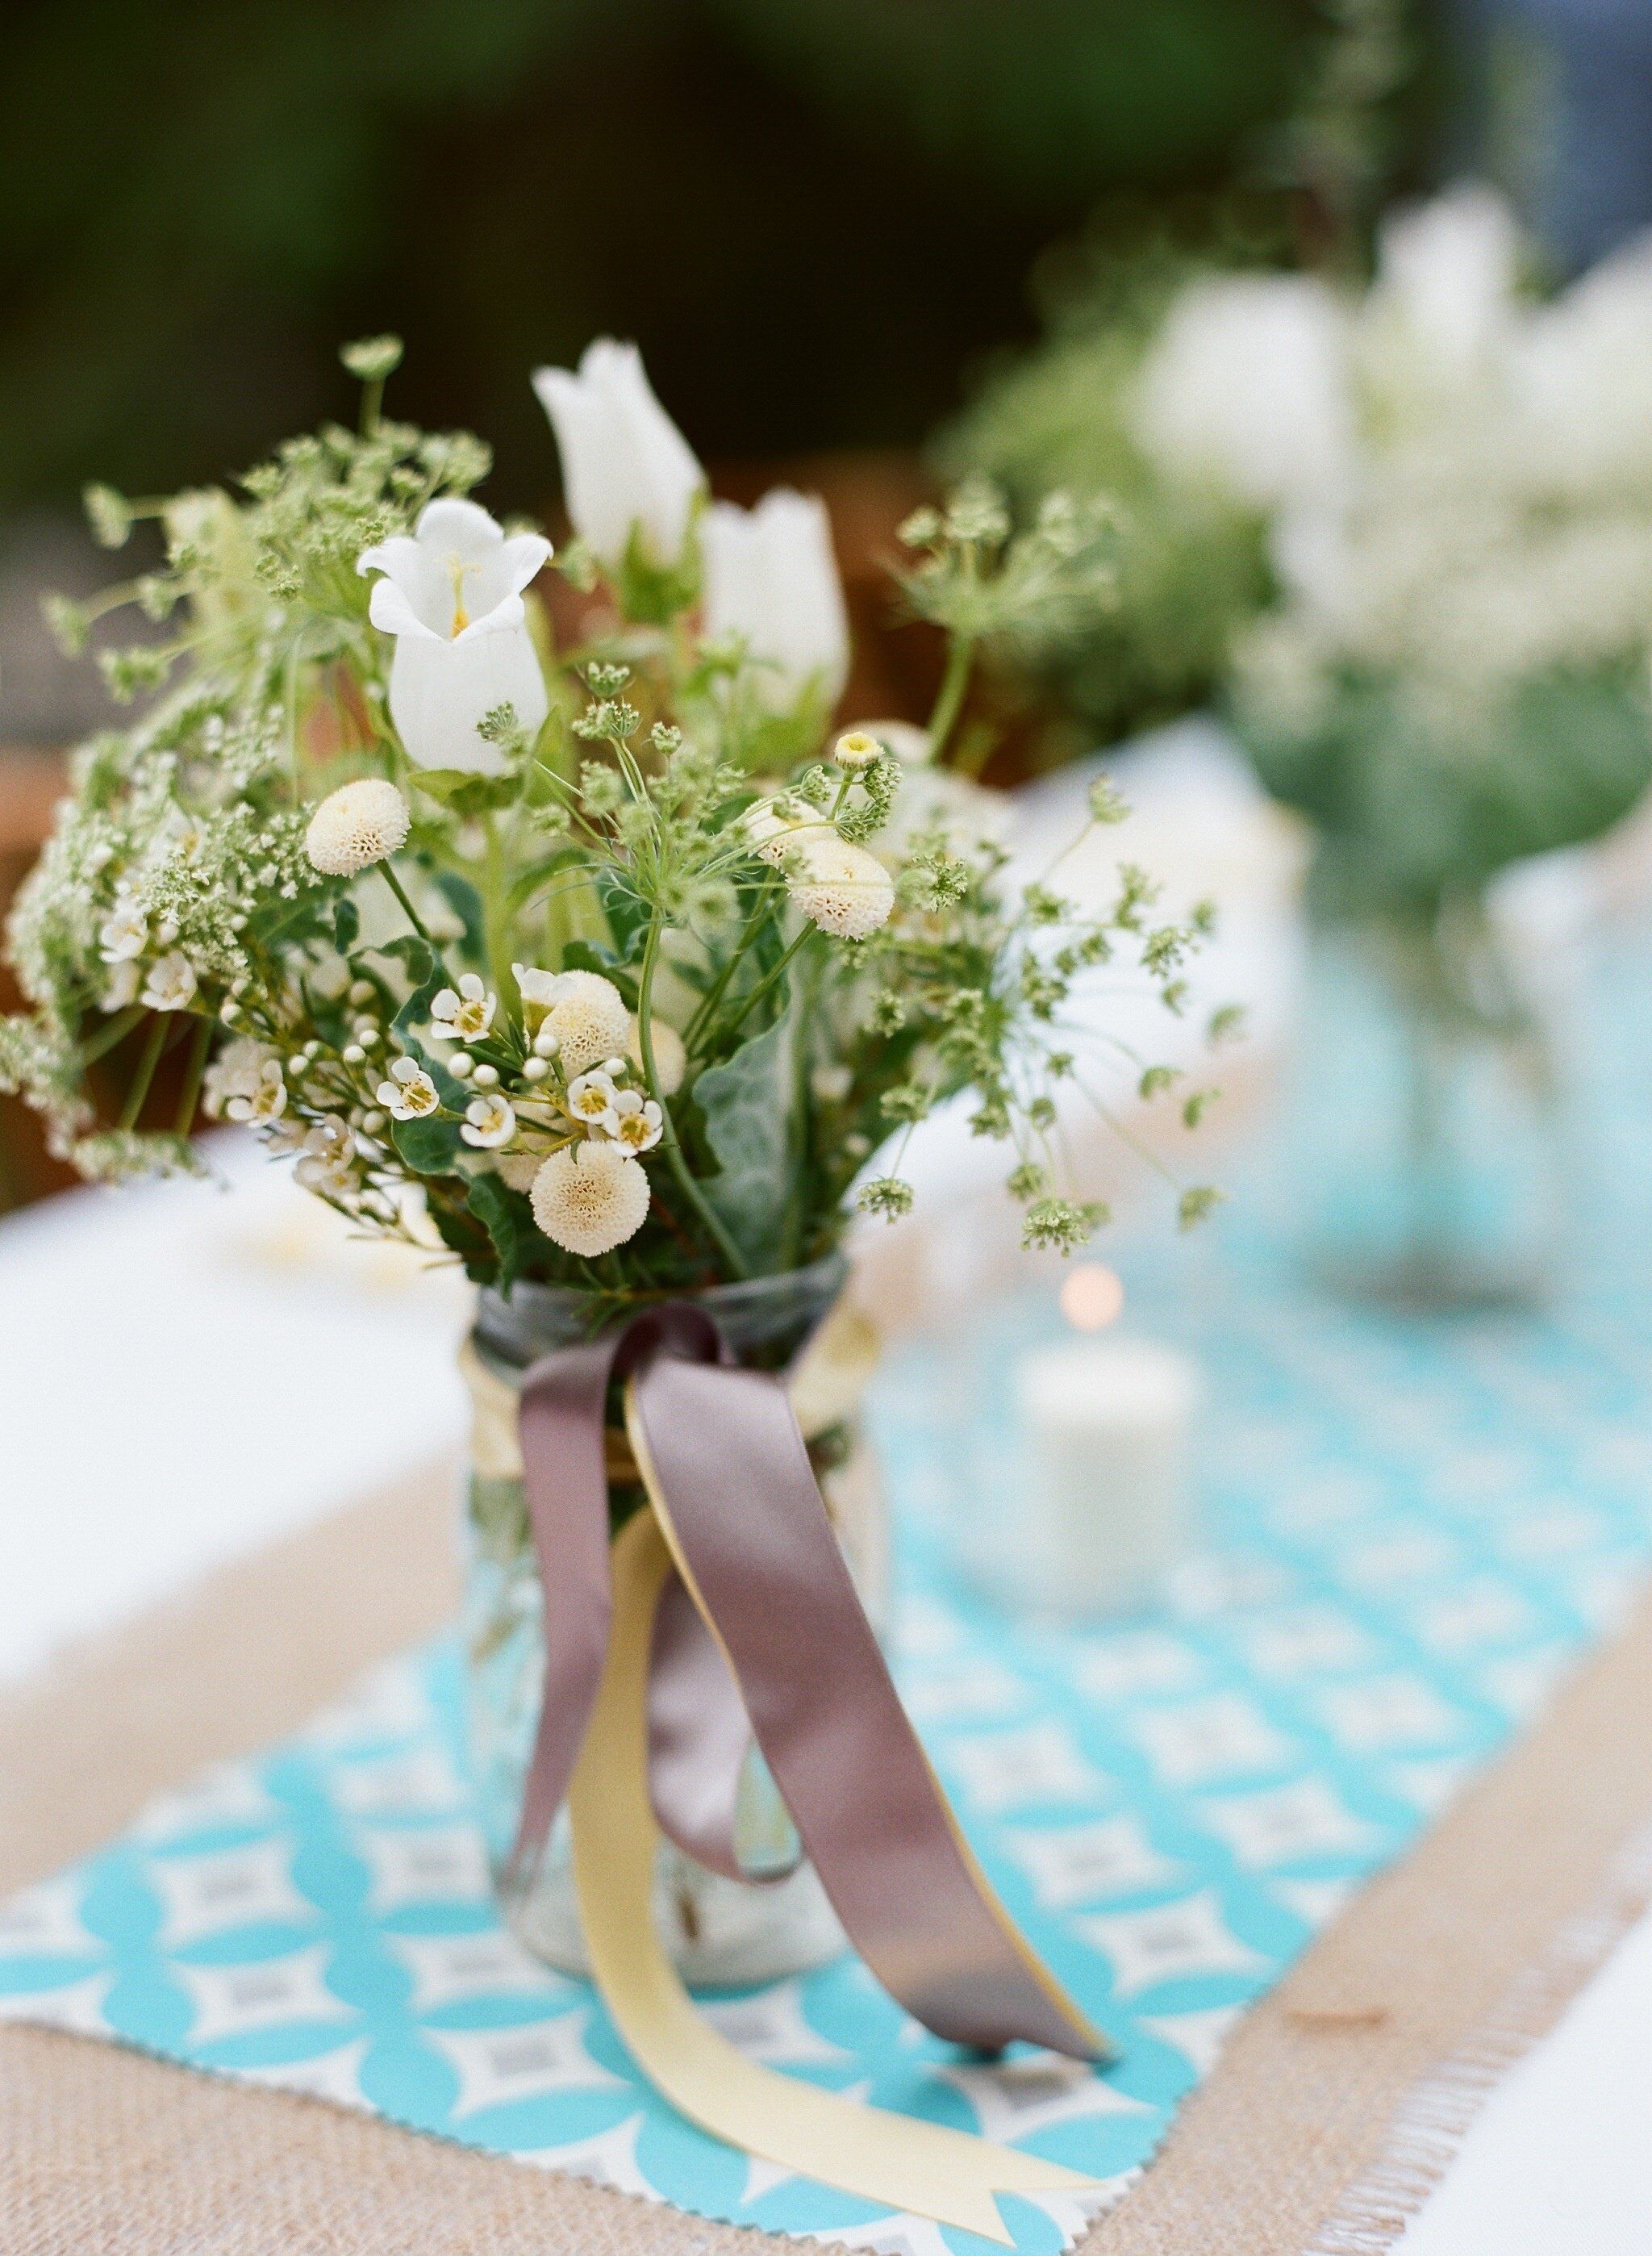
[511,1301,1103,2062]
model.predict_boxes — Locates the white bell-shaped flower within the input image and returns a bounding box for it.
[702,488,849,717]
[532,339,703,572]
[357,498,551,774]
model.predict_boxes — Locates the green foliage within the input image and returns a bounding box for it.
[695,1013,795,1271]
[1243,662,1652,917]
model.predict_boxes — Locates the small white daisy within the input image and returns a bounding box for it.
[224,1059,288,1125]
[429,972,495,1045]
[565,1067,621,1130]
[376,1056,440,1120]
[461,1092,517,1148]
[606,1088,663,1152]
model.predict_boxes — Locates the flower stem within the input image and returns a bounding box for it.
[685,875,779,1046]
[173,1015,214,1136]
[380,861,434,947]
[637,911,750,1280]
[925,629,977,767]
[81,1003,146,1063]
[717,923,819,1047]
[118,1013,169,1131]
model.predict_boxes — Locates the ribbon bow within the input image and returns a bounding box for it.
[512,1300,1112,2238]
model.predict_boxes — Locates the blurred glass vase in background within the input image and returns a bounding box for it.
[1295,887,1567,1313]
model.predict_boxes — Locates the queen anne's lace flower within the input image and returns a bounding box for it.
[461,1092,516,1148]
[430,973,495,1044]
[304,779,411,876]
[376,1055,440,1120]
[788,836,895,939]
[530,1138,651,1255]
[140,951,198,1011]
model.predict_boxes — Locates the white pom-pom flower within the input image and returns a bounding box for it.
[514,967,631,1077]
[530,1139,651,1255]
[832,729,882,771]
[430,973,495,1044]
[305,779,411,876]
[627,1015,686,1095]
[788,836,895,940]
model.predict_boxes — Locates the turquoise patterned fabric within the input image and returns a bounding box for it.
[6,963,1652,2255]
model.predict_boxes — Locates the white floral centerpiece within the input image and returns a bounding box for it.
[0,335,1227,2029]
[1132,188,1652,1301]
[2,336,1216,1293]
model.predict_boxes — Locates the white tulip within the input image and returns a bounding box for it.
[532,339,704,572]
[357,497,551,775]
[702,489,850,718]
[1372,185,1519,377]
[1134,274,1352,512]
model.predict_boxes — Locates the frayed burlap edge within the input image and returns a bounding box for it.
[1082,1581,1652,2256]
[5,1473,1651,2254]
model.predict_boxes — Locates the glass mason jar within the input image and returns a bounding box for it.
[460,1253,888,1987]
[1291,886,1568,1311]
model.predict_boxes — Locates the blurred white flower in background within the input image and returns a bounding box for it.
[701,488,850,716]
[357,499,551,774]
[533,339,704,572]
[1133,274,1352,512]
[1368,186,1521,385]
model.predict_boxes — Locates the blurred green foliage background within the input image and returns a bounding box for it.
[2,0,1333,516]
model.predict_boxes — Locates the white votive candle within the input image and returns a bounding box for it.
[1007,1335,1200,1619]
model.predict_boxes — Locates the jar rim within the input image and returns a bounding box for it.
[473,1250,849,1368]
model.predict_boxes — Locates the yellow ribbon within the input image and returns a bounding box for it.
[568,1502,1104,2243]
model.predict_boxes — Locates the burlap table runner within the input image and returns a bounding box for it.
[5,1463,1650,2256]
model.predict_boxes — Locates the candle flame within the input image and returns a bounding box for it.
[1060,1263,1124,1333]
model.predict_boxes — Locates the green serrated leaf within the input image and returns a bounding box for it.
[465,1169,529,1297]
[695,1011,793,1271]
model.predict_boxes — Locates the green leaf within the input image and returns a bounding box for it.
[332,894,359,954]
[391,1113,462,1175]
[373,934,440,1034]
[695,1011,794,1271]
[465,1169,529,1297]
[409,767,520,816]
[507,846,586,917]
[432,870,485,959]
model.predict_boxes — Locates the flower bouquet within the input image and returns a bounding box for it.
[0,336,1214,2222]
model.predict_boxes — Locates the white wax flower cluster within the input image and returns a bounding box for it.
[1133,184,1652,711]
